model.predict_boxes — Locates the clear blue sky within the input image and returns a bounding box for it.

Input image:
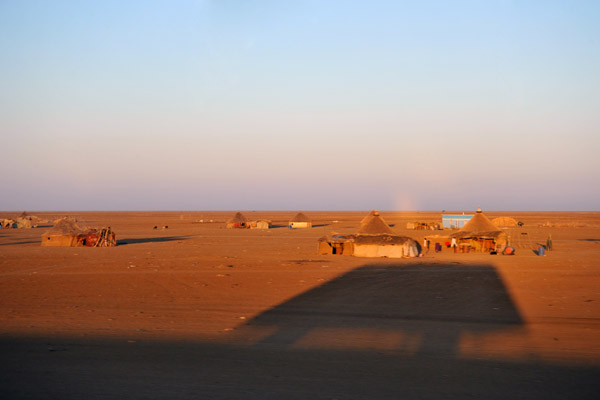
[1,0,598,211]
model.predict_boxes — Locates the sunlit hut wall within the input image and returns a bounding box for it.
[352,212,419,258]
[450,209,507,252]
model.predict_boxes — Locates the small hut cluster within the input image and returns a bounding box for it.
[41,218,117,247]
[226,211,314,230]
[226,212,272,230]
[319,211,420,258]
[1,212,46,229]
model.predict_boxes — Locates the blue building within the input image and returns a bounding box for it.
[442,214,473,229]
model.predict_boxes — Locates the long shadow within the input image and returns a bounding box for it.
[1,328,598,399]
[269,224,289,229]
[270,224,330,229]
[117,235,193,245]
[1,263,598,399]
[579,238,600,242]
[242,263,522,357]
[0,240,39,246]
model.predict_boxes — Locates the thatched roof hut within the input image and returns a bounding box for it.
[226,212,247,229]
[450,209,507,252]
[42,218,85,247]
[289,212,312,229]
[319,211,419,258]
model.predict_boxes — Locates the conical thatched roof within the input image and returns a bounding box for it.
[358,211,394,235]
[289,212,311,223]
[227,211,247,224]
[451,209,503,238]
[360,210,378,226]
[44,218,84,236]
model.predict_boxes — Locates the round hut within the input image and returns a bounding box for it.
[226,212,248,229]
[450,208,507,253]
[289,212,312,229]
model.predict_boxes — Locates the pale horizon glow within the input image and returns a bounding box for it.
[1,1,599,211]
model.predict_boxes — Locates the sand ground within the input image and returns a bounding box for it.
[1,211,599,399]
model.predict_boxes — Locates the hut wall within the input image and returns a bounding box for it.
[318,241,332,255]
[353,244,405,258]
[41,234,82,247]
[289,222,311,229]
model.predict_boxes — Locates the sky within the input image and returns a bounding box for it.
[1,0,599,211]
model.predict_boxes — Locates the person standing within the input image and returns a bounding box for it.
[451,237,457,253]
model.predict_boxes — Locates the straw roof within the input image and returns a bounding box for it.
[358,212,394,235]
[360,210,378,226]
[354,234,414,245]
[227,211,247,224]
[491,217,518,227]
[451,209,503,239]
[44,218,84,236]
[289,212,311,223]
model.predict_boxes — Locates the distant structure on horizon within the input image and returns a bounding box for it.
[442,213,474,229]
[289,212,312,229]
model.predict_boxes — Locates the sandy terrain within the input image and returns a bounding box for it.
[1,211,599,399]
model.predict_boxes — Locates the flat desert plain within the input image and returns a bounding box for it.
[1,211,599,399]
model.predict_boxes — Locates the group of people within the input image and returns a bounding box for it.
[422,237,458,253]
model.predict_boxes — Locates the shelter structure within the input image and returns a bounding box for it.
[41,218,116,247]
[450,208,507,253]
[407,221,440,230]
[247,220,271,230]
[442,214,473,229]
[226,212,247,229]
[289,212,312,229]
[491,217,518,227]
[1,217,33,228]
[1,219,16,228]
[318,211,419,258]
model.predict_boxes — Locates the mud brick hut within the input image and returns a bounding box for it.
[450,208,507,253]
[41,218,116,247]
[226,212,248,229]
[319,211,419,258]
[288,212,312,229]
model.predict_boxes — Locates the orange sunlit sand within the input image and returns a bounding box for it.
[1,210,599,398]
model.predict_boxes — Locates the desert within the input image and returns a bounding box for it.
[1,210,599,399]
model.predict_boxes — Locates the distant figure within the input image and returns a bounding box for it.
[423,238,429,253]
[546,235,553,251]
[451,237,457,253]
[435,242,442,252]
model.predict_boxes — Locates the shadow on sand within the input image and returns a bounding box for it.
[1,262,598,399]
[117,235,193,245]
[240,263,522,356]
[269,224,330,229]
[0,240,40,246]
